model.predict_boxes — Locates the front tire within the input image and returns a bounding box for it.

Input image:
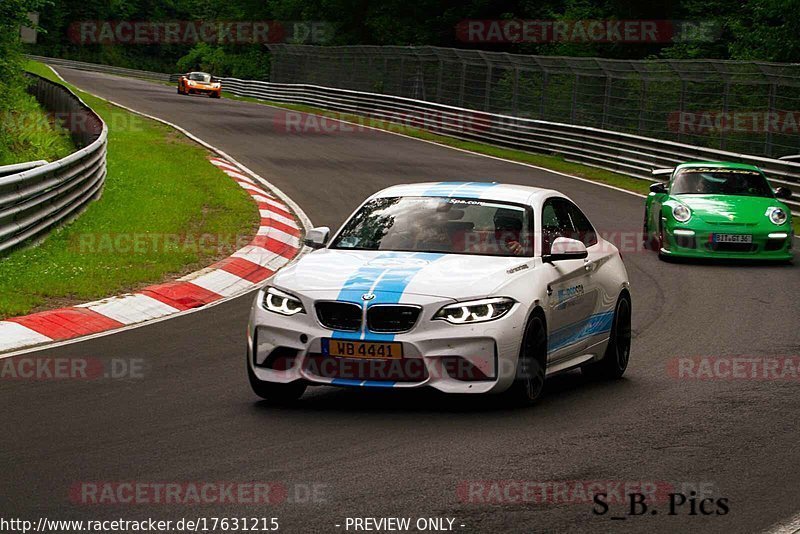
[247,361,307,403]
[643,210,660,251]
[582,293,631,380]
[656,220,668,261]
[505,314,547,406]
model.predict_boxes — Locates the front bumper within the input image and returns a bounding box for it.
[661,223,793,261]
[187,86,221,96]
[246,291,527,394]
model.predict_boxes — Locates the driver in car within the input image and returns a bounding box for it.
[494,208,525,256]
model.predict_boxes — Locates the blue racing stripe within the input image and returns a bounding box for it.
[331,252,444,341]
[329,379,398,388]
[362,380,397,388]
[422,181,498,199]
[548,311,615,353]
[330,378,364,387]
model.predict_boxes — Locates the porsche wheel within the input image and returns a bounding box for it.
[582,293,631,380]
[657,220,668,261]
[643,210,658,250]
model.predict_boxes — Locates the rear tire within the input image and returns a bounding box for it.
[247,360,306,403]
[505,314,547,406]
[582,293,631,380]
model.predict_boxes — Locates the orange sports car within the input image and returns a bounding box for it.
[177,72,221,98]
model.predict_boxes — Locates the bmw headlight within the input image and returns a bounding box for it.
[433,297,515,324]
[768,207,788,226]
[672,204,692,223]
[262,287,305,316]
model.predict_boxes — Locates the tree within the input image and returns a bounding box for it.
[1,0,48,108]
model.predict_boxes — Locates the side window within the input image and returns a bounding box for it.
[541,198,573,255]
[564,201,598,247]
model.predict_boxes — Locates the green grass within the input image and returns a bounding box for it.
[0,85,75,166]
[223,91,800,235]
[0,62,258,319]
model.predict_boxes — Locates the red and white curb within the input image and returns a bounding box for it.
[0,157,303,354]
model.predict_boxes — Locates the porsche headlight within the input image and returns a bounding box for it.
[768,207,788,226]
[433,297,515,324]
[212,83,220,88]
[187,80,196,86]
[262,287,305,316]
[672,204,692,223]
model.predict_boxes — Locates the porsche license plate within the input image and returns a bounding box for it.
[323,339,403,359]
[712,234,752,243]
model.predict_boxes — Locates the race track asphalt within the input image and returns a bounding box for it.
[1,67,798,534]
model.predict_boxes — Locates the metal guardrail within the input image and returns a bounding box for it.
[268,45,800,159]
[28,55,800,215]
[218,78,800,215]
[26,55,172,83]
[0,73,107,254]
[0,161,48,178]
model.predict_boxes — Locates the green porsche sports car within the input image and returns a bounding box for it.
[644,162,794,261]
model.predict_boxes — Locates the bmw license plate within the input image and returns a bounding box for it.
[322,339,403,359]
[712,234,752,243]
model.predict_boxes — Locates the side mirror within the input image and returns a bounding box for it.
[775,187,792,200]
[650,182,668,194]
[303,226,330,249]
[544,237,588,263]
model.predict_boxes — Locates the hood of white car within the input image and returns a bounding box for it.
[273,248,529,301]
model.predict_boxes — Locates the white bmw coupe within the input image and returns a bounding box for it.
[247,182,631,404]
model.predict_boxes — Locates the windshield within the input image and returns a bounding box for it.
[188,72,211,82]
[671,168,774,197]
[330,196,533,257]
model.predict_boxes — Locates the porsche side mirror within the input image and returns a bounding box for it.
[544,237,588,263]
[303,226,330,249]
[650,182,668,194]
[775,187,792,200]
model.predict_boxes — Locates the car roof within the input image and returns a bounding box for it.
[676,161,762,172]
[370,182,561,205]
[188,71,211,76]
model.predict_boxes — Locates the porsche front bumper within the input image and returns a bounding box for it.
[661,222,793,261]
